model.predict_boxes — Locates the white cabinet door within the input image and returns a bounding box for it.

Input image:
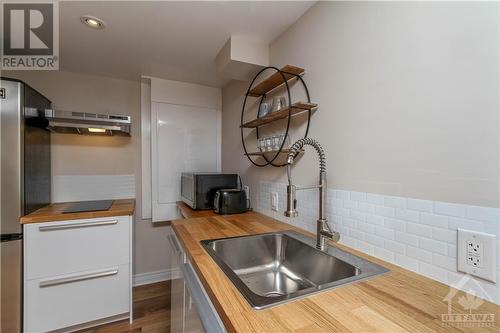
[170,274,186,333]
[152,102,220,222]
[170,231,185,333]
[184,285,205,333]
[25,264,130,333]
[25,216,130,279]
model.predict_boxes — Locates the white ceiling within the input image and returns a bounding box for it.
[59,1,315,87]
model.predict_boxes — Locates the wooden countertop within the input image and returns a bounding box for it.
[172,212,500,333]
[176,201,219,219]
[20,199,135,224]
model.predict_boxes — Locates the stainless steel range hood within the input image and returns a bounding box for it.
[45,109,131,136]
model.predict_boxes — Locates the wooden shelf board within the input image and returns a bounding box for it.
[247,65,304,97]
[241,102,317,128]
[245,149,304,157]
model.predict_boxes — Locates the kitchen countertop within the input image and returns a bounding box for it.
[20,199,135,224]
[171,212,500,333]
[176,201,218,219]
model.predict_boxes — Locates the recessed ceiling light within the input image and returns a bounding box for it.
[80,16,105,29]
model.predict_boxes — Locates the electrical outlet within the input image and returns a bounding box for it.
[243,185,249,199]
[271,192,278,211]
[466,239,484,268]
[457,228,496,282]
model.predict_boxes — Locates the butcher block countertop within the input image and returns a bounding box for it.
[20,199,135,224]
[171,212,500,333]
[176,201,218,219]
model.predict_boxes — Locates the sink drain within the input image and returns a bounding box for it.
[264,291,286,297]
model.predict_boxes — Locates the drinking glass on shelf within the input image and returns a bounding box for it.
[273,135,281,151]
[258,138,265,152]
[281,133,291,149]
[265,137,273,151]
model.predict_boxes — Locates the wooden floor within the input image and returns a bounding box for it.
[78,281,171,333]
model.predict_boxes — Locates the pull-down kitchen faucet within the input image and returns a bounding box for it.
[284,138,340,251]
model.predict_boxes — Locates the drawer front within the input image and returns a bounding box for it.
[25,216,131,280]
[25,264,130,333]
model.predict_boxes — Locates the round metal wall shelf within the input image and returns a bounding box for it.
[240,65,316,167]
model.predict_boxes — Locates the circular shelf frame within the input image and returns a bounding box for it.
[240,66,313,167]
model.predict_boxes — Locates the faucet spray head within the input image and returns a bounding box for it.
[284,184,298,217]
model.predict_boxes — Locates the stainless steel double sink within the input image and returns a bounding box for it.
[201,231,389,309]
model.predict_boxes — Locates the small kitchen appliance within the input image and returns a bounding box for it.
[181,173,239,210]
[213,189,249,214]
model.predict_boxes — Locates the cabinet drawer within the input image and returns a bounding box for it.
[25,216,131,279]
[25,264,130,333]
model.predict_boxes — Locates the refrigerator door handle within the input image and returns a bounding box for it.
[0,233,23,242]
[38,219,117,231]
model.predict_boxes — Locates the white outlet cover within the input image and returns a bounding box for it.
[457,228,496,283]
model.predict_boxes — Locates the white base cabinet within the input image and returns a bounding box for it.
[168,232,225,333]
[23,216,133,333]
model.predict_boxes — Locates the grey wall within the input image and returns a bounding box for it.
[222,1,500,208]
[5,70,170,275]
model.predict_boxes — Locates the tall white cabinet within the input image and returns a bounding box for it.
[151,102,220,221]
[142,77,222,222]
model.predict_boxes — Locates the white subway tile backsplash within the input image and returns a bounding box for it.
[374,247,395,263]
[448,244,457,258]
[350,191,367,202]
[366,193,384,205]
[350,210,367,222]
[355,221,375,234]
[384,196,406,208]
[366,214,385,226]
[406,222,432,238]
[384,240,405,254]
[419,238,448,255]
[365,234,385,248]
[394,254,419,272]
[344,200,359,210]
[432,253,457,271]
[465,205,499,223]
[335,208,350,217]
[349,228,365,240]
[374,205,396,217]
[448,217,484,232]
[395,231,419,247]
[434,202,465,218]
[343,218,356,228]
[334,190,350,200]
[375,226,395,240]
[407,198,434,213]
[384,218,405,231]
[420,212,449,228]
[257,181,500,305]
[357,240,374,255]
[418,262,449,284]
[432,228,456,244]
[395,208,420,222]
[357,202,375,213]
[406,246,433,264]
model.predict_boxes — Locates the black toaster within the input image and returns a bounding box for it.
[213,189,248,214]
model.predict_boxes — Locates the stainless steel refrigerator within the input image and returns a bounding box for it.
[1,78,51,333]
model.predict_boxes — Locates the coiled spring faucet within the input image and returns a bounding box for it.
[284,138,340,251]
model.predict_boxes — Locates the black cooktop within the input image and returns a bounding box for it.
[62,200,113,213]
